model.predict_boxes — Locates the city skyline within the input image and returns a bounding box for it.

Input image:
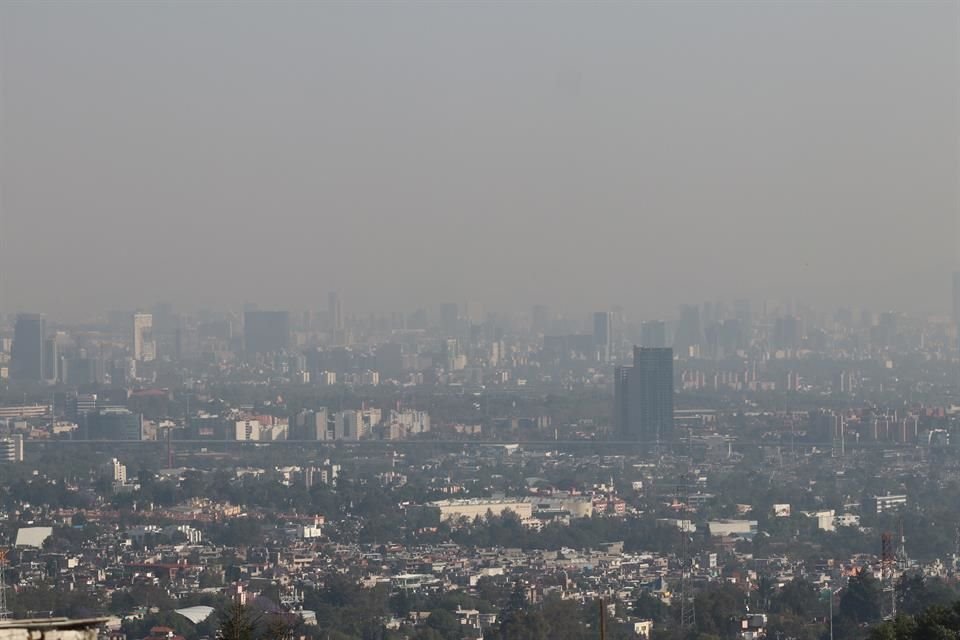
[1,2,959,638]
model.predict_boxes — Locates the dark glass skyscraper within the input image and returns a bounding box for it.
[11,313,46,382]
[614,346,674,450]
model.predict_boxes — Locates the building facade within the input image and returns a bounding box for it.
[11,313,46,381]
[614,347,674,450]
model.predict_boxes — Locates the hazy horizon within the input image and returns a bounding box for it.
[1,1,958,318]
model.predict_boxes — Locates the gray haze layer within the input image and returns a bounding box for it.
[1,1,957,317]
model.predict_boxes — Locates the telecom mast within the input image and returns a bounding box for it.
[0,548,10,620]
[677,479,696,630]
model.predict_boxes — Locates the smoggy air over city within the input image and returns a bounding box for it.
[1,2,958,316]
[0,2,958,640]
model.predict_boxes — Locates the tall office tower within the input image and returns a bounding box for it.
[531,305,550,335]
[11,313,45,381]
[613,365,631,435]
[614,347,674,450]
[244,311,291,355]
[733,299,752,344]
[132,312,155,362]
[328,292,343,332]
[175,321,201,362]
[408,308,429,331]
[673,305,702,358]
[875,312,898,348]
[151,302,179,360]
[443,338,460,371]
[641,320,668,348]
[440,303,460,338]
[593,311,612,362]
[773,315,801,350]
[375,343,404,380]
[43,338,58,383]
[464,301,484,325]
[634,347,675,446]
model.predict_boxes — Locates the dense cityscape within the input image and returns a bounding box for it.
[0,294,958,639]
[2,1,957,639]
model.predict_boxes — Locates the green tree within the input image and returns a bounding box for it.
[839,570,882,627]
[771,577,819,618]
[634,592,669,623]
[218,601,260,640]
[896,574,957,617]
[498,610,548,640]
[425,609,460,640]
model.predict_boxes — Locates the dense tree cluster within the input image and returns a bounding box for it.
[870,598,960,640]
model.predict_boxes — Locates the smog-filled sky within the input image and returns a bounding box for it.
[0,1,957,317]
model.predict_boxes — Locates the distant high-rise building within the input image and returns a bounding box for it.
[874,311,898,349]
[67,393,98,422]
[175,322,201,361]
[464,301,484,325]
[328,292,343,332]
[613,365,631,436]
[0,435,24,463]
[444,338,461,371]
[111,458,127,483]
[734,299,751,328]
[593,311,612,362]
[375,343,404,380]
[11,313,45,381]
[614,347,674,450]
[43,338,58,383]
[132,312,155,362]
[531,305,550,335]
[85,408,143,441]
[773,315,801,350]
[151,302,180,360]
[408,308,429,331]
[673,305,702,358]
[641,320,668,348]
[440,303,460,338]
[244,311,291,355]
